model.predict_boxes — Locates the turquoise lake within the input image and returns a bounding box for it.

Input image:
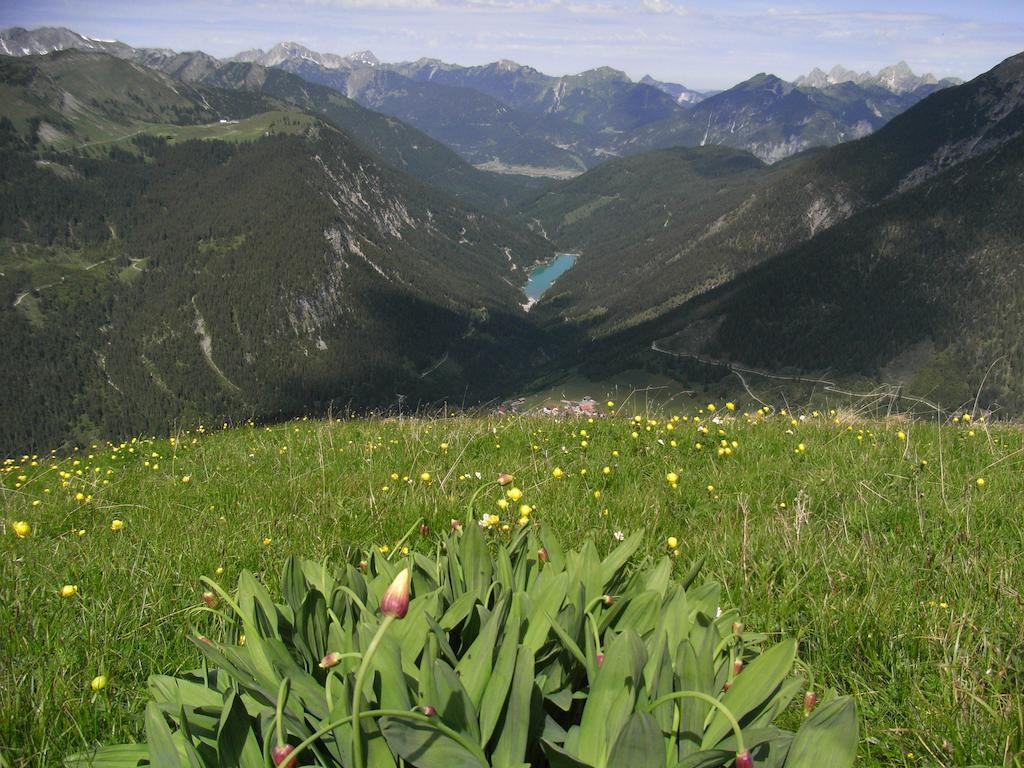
[523,253,577,301]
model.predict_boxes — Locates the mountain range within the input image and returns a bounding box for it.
[1,24,1021,451]
[795,61,962,93]
[0,26,958,172]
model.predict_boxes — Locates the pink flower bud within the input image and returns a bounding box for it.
[272,744,296,767]
[803,690,817,716]
[419,524,429,537]
[735,750,753,768]
[723,681,732,692]
[202,591,217,609]
[537,547,549,563]
[603,595,614,606]
[419,705,437,716]
[498,473,514,486]
[450,519,462,531]
[596,652,604,668]
[380,569,411,619]
[319,651,343,669]
[733,658,744,676]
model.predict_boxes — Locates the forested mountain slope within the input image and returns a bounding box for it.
[528,52,1024,340]
[0,55,553,452]
[580,52,1024,410]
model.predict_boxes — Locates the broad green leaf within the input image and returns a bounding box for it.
[494,544,515,594]
[522,571,569,652]
[674,639,713,758]
[456,595,508,708]
[686,583,721,620]
[146,701,185,767]
[540,739,596,768]
[216,691,262,768]
[538,523,566,571]
[599,529,643,588]
[613,590,661,637]
[746,676,803,729]
[643,558,673,597]
[369,633,413,712]
[236,570,278,636]
[702,639,797,749]
[298,589,328,666]
[680,557,705,590]
[577,541,604,606]
[607,712,664,768]
[379,717,485,768]
[281,556,307,615]
[460,521,493,596]
[439,591,480,631]
[65,745,152,767]
[785,697,858,768]
[492,647,536,767]
[432,659,481,743]
[578,629,646,768]
[390,588,441,667]
[480,593,523,744]
[176,709,209,768]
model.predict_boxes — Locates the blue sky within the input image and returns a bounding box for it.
[1,0,1020,89]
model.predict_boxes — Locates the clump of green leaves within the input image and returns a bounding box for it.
[69,522,857,767]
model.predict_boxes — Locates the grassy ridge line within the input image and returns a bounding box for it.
[2,409,1022,766]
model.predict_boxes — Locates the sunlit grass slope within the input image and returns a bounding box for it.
[2,406,1022,766]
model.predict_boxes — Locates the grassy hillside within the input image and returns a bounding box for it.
[2,408,1021,766]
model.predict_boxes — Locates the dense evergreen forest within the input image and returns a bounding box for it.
[0,126,549,452]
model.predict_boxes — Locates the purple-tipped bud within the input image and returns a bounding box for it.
[603,594,614,606]
[202,591,217,609]
[319,651,343,669]
[498,473,514,486]
[380,569,411,619]
[271,744,296,767]
[732,621,744,636]
[450,518,462,531]
[733,658,744,676]
[735,750,753,768]
[596,652,604,668]
[419,705,437,716]
[538,547,549,563]
[803,690,817,716]
[419,524,429,537]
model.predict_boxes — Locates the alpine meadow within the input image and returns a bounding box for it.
[1,6,1023,768]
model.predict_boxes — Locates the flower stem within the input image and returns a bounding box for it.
[645,690,746,754]
[387,518,423,561]
[352,614,395,768]
[274,677,291,746]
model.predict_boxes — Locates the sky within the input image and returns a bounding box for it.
[0,0,1021,90]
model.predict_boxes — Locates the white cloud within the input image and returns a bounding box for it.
[642,0,689,14]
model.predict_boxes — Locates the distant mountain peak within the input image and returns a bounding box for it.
[569,66,631,84]
[0,25,134,57]
[794,60,958,94]
[640,74,705,105]
[228,42,377,70]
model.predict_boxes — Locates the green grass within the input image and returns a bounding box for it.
[2,406,1023,767]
